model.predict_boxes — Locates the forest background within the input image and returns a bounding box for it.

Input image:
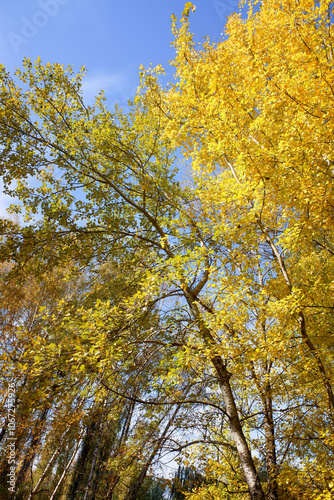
[1,0,334,499]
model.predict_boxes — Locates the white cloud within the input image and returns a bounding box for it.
[81,72,125,102]
[81,69,139,107]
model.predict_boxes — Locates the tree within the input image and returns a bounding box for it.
[169,465,206,499]
[143,0,334,497]
[0,255,185,499]
[1,0,334,498]
[137,476,166,500]
[0,58,266,498]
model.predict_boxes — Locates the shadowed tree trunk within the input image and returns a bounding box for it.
[83,419,104,500]
[125,405,181,500]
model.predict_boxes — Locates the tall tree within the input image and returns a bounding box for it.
[0,58,266,498]
[1,0,334,497]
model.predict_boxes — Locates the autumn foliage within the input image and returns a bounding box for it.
[1,0,334,499]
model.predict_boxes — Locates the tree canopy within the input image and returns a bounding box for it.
[1,0,334,499]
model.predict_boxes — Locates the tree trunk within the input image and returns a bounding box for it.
[211,356,266,500]
[104,401,135,500]
[83,420,104,500]
[263,384,278,500]
[186,296,266,500]
[67,421,97,499]
[251,359,278,500]
[49,434,83,500]
[15,406,49,489]
[28,426,71,500]
[124,405,181,500]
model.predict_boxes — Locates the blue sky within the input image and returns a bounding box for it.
[1,0,239,105]
[0,0,240,216]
